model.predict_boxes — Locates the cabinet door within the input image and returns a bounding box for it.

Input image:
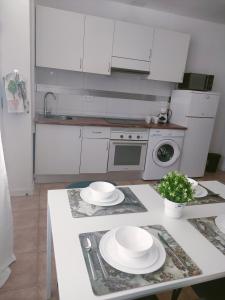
[83,16,114,75]
[80,139,109,173]
[113,21,153,61]
[35,124,82,175]
[149,29,190,82]
[36,6,84,71]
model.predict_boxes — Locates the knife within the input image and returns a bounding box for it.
[91,235,108,280]
[158,233,188,270]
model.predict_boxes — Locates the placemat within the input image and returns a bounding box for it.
[68,187,147,218]
[150,183,225,206]
[187,185,225,206]
[79,225,201,296]
[189,217,225,255]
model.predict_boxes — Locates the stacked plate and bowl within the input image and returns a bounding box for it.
[99,226,166,274]
[188,178,208,198]
[80,181,124,206]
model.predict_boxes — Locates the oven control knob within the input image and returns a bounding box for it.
[129,135,132,139]
[120,135,124,139]
[137,135,140,139]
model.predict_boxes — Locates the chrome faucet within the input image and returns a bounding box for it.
[43,92,56,117]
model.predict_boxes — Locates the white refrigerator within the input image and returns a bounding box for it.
[170,90,219,177]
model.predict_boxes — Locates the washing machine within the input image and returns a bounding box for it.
[142,129,185,180]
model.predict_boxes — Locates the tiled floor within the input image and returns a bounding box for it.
[1,171,225,300]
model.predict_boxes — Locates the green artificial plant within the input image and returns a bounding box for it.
[156,171,194,203]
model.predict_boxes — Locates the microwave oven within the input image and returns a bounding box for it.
[178,73,214,91]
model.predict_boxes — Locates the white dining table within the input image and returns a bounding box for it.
[46,180,225,300]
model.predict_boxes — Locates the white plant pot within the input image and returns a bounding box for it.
[164,198,184,219]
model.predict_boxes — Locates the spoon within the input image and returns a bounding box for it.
[83,237,97,281]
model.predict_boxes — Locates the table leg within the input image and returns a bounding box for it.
[171,288,182,300]
[47,205,52,300]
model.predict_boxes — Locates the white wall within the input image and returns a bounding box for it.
[38,0,225,166]
[0,0,34,195]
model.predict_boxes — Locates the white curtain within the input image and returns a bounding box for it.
[0,86,15,287]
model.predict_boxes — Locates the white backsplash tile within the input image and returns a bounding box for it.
[35,67,173,118]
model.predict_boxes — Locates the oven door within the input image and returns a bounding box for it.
[108,140,147,171]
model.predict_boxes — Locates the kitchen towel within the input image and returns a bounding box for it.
[4,70,27,113]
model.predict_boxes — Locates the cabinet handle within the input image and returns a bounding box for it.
[108,62,111,73]
[79,128,82,138]
[149,49,152,60]
[80,58,83,70]
[92,131,102,134]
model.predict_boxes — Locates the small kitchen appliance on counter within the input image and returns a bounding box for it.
[158,108,172,124]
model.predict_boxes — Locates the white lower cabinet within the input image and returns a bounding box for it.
[80,139,109,173]
[35,124,82,175]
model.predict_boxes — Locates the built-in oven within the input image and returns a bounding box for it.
[108,128,149,171]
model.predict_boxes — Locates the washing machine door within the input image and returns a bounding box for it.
[152,139,181,167]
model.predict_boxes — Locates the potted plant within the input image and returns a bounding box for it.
[156,171,194,218]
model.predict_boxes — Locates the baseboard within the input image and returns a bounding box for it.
[9,185,34,196]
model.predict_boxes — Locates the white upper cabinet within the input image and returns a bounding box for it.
[149,29,190,82]
[83,16,115,75]
[36,6,85,71]
[35,6,191,81]
[113,21,154,61]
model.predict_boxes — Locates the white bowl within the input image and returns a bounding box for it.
[114,226,154,258]
[187,178,198,191]
[89,181,116,201]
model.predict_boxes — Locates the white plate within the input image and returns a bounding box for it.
[194,185,208,198]
[215,215,225,234]
[80,187,125,206]
[99,229,166,274]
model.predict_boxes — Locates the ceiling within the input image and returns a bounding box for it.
[107,0,225,24]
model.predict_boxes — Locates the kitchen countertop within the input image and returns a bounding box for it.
[35,114,187,130]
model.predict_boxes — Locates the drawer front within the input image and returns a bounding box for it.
[111,57,150,72]
[82,126,110,138]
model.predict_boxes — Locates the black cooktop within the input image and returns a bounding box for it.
[105,118,145,125]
